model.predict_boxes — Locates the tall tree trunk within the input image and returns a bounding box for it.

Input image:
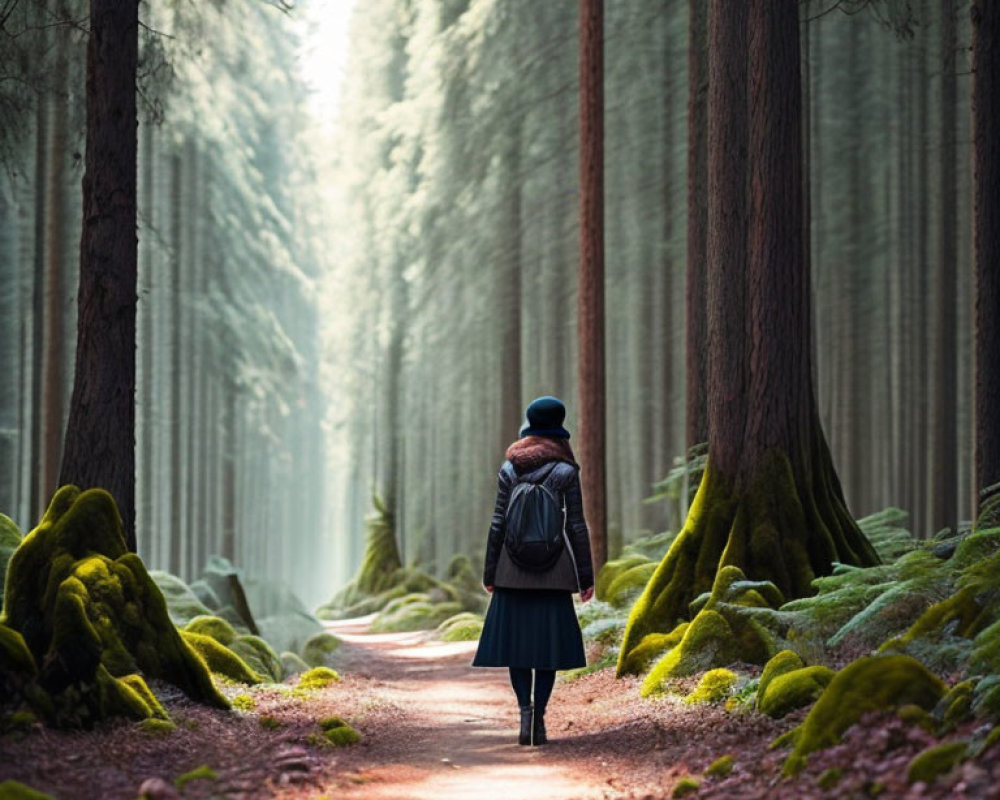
[41,51,70,511]
[705,0,748,481]
[578,0,606,576]
[618,0,878,674]
[973,0,1000,512]
[685,0,709,451]
[931,0,959,534]
[59,0,139,550]
[498,125,523,458]
[29,73,48,523]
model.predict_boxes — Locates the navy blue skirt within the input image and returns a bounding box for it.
[472,588,586,670]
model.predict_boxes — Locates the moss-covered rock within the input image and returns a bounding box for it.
[757,665,835,719]
[782,654,946,774]
[435,612,483,642]
[604,561,657,607]
[0,513,22,606]
[938,679,975,726]
[230,634,283,682]
[756,649,804,702]
[184,615,239,646]
[301,631,341,667]
[672,776,701,798]
[316,715,361,746]
[705,754,733,778]
[906,740,967,783]
[1,487,228,725]
[179,630,260,685]
[297,666,340,691]
[685,668,737,704]
[596,553,651,603]
[370,596,463,633]
[0,780,58,800]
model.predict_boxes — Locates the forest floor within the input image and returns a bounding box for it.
[2,616,999,800]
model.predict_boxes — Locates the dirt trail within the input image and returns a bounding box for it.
[321,616,612,800]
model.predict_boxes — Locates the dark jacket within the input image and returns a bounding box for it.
[483,436,594,593]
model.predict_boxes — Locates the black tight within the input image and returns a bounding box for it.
[509,667,556,711]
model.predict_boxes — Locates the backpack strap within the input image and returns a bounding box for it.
[540,461,576,492]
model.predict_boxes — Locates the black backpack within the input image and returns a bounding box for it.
[502,461,574,572]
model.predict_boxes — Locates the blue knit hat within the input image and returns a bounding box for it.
[519,396,571,439]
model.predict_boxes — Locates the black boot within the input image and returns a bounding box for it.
[532,705,547,745]
[518,705,533,745]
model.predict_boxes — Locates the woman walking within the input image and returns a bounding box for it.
[472,396,595,746]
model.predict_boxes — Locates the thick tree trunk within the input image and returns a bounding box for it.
[618,0,878,675]
[973,0,1000,512]
[58,0,139,551]
[685,0,709,451]
[578,0,606,575]
[706,0,748,482]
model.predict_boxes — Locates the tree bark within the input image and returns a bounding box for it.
[578,0,606,576]
[685,0,709,451]
[706,0,748,481]
[931,0,959,534]
[973,0,1000,512]
[58,0,139,551]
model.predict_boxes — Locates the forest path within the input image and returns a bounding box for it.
[319,616,614,800]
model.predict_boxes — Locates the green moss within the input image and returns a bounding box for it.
[757,650,804,703]
[232,692,256,711]
[596,554,651,602]
[906,741,967,783]
[757,665,835,719]
[138,718,176,735]
[297,666,340,691]
[0,487,227,726]
[318,714,361,745]
[370,598,463,633]
[940,680,975,726]
[783,655,946,774]
[685,668,738,704]
[642,610,734,693]
[1,709,36,732]
[619,624,688,675]
[0,623,37,678]
[174,764,218,791]
[230,634,283,682]
[436,612,483,642]
[302,632,341,667]
[672,776,701,798]
[0,780,57,800]
[0,513,22,605]
[705,754,733,778]
[119,673,168,719]
[180,630,260,685]
[260,714,282,730]
[605,562,657,607]
[971,618,1000,675]
[184,615,238,646]
[817,767,843,789]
